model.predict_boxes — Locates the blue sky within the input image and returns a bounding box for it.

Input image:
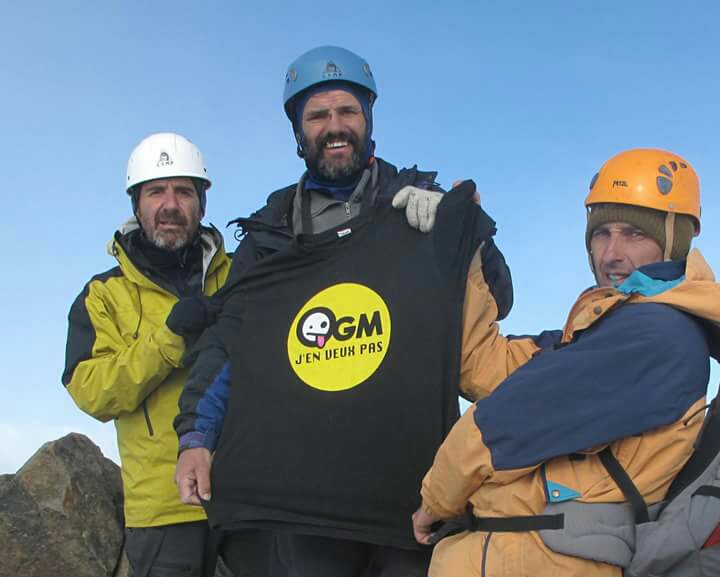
[2,0,719,472]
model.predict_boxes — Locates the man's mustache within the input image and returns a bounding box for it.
[317,131,360,150]
[155,209,188,227]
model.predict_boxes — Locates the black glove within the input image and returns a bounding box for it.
[166,296,221,338]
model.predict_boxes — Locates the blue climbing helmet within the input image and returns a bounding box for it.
[283,45,377,119]
[283,46,378,164]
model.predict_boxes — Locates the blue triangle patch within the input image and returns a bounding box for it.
[546,480,581,503]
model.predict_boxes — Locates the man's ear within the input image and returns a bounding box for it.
[131,188,141,219]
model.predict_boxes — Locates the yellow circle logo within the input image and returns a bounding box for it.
[288,283,391,392]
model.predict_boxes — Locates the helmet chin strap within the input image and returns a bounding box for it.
[664,212,675,261]
[295,130,305,158]
[586,209,598,281]
[587,250,599,284]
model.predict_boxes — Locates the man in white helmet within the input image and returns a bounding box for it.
[62,133,247,577]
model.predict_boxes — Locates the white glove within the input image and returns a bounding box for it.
[392,185,443,233]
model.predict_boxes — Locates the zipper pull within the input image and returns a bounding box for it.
[345,202,351,217]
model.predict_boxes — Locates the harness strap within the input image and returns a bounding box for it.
[694,486,720,499]
[470,514,565,532]
[429,510,565,544]
[599,446,650,524]
[427,510,474,545]
[663,212,676,261]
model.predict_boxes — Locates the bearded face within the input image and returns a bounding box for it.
[300,89,368,181]
[136,177,201,250]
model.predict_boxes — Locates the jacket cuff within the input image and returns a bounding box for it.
[420,470,466,519]
[420,499,444,520]
[178,431,211,453]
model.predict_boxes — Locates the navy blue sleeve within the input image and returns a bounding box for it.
[178,362,231,452]
[508,330,563,351]
[175,343,230,451]
[474,303,710,470]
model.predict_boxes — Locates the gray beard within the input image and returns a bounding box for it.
[150,229,192,251]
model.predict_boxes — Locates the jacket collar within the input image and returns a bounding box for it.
[109,218,225,292]
[564,250,720,360]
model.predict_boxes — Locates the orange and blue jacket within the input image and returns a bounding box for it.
[422,249,720,576]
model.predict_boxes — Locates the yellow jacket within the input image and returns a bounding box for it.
[423,250,720,577]
[63,223,230,527]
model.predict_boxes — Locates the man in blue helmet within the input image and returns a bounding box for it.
[174,46,513,577]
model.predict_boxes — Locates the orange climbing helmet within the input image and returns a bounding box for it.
[585,148,700,234]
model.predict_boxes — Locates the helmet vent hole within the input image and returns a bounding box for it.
[657,176,673,195]
[658,165,673,178]
[589,172,599,190]
[669,161,678,172]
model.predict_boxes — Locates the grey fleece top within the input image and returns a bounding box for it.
[291,162,380,235]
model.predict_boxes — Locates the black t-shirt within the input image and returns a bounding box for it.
[208,182,495,548]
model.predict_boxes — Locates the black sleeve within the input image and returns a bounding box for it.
[433,180,496,270]
[480,239,513,321]
[432,181,514,323]
[223,232,260,288]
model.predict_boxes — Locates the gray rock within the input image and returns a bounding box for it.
[0,433,125,577]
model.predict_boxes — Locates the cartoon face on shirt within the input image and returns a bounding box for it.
[297,307,336,348]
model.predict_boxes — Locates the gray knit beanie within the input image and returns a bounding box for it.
[586,204,694,261]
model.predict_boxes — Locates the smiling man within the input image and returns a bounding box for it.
[173,46,513,577]
[62,133,233,577]
[412,148,720,577]
[301,89,366,180]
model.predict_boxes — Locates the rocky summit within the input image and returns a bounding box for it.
[0,433,128,577]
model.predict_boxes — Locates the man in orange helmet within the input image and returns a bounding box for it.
[412,148,720,577]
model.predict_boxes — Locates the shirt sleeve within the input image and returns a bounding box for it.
[174,309,241,451]
[473,302,710,471]
[460,250,559,400]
